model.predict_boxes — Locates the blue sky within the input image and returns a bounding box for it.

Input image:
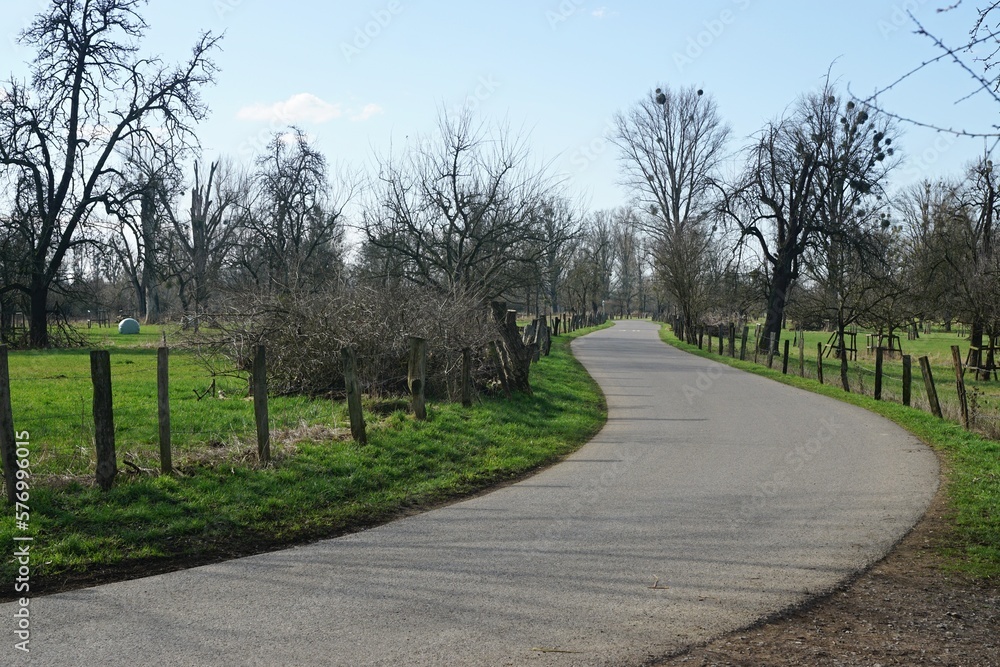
[2,1,998,210]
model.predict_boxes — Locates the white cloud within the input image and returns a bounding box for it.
[350,103,384,122]
[592,7,607,18]
[237,93,344,124]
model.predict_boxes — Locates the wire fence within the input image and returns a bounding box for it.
[3,347,353,481]
[668,320,1000,441]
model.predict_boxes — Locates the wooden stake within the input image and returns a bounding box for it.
[157,346,172,474]
[902,355,912,407]
[874,347,884,401]
[341,346,367,444]
[816,342,824,385]
[90,350,117,490]
[951,345,970,429]
[252,345,270,463]
[0,346,17,504]
[408,336,427,420]
[919,356,942,419]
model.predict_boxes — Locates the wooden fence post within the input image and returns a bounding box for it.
[408,336,427,420]
[767,333,777,369]
[252,345,270,463]
[461,348,473,408]
[157,346,172,474]
[816,342,824,385]
[919,356,942,419]
[782,339,790,374]
[902,355,912,407]
[0,346,17,504]
[840,343,850,393]
[740,326,749,361]
[728,324,736,357]
[341,346,367,445]
[798,332,805,377]
[874,347,884,401]
[951,345,970,429]
[90,350,117,490]
[718,326,724,355]
[489,341,512,398]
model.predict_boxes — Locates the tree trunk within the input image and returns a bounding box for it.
[970,318,986,381]
[838,322,850,392]
[28,281,49,348]
[140,185,160,325]
[760,262,793,352]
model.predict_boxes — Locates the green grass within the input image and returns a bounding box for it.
[0,323,609,594]
[7,327,334,476]
[661,324,1000,580]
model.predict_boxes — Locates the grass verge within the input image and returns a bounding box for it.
[659,325,1000,580]
[0,324,609,598]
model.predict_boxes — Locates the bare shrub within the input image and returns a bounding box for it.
[192,286,502,399]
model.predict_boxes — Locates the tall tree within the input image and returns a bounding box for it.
[721,82,894,351]
[238,129,353,293]
[0,0,219,346]
[160,159,246,320]
[613,85,730,335]
[362,111,554,300]
[105,151,182,323]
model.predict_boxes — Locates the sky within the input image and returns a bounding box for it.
[2,0,999,213]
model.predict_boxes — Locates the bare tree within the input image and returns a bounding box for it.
[534,196,581,314]
[0,0,219,346]
[562,210,614,316]
[362,111,554,300]
[613,84,730,334]
[238,129,354,293]
[104,150,184,323]
[160,159,247,321]
[901,160,1000,378]
[720,81,894,351]
[611,207,643,317]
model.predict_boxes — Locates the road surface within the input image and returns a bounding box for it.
[2,321,938,666]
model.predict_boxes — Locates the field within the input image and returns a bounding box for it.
[0,322,609,595]
[7,324,336,477]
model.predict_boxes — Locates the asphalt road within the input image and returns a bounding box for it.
[2,321,939,666]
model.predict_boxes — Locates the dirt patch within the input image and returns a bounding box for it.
[655,481,999,667]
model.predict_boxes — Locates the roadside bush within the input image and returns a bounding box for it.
[194,285,500,398]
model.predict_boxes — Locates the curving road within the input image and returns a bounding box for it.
[2,321,938,666]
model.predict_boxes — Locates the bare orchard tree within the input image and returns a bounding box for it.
[900,163,1000,378]
[720,81,894,351]
[0,0,219,346]
[534,196,582,314]
[237,129,355,293]
[613,84,730,334]
[362,111,556,299]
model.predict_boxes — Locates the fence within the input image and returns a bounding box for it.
[0,307,597,497]
[662,318,1000,439]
